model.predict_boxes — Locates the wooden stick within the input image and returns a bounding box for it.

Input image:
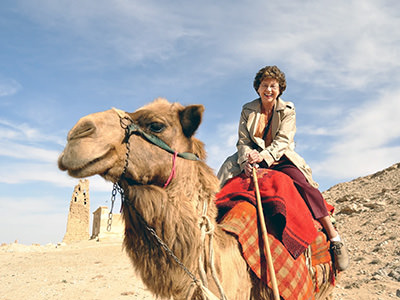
[252,167,280,300]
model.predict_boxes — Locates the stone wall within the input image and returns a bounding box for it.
[91,206,124,241]
[63,179,90,243]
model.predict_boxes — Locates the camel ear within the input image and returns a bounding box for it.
[179,104,204,137]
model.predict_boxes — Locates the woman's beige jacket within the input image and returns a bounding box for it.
[217,97,318,188]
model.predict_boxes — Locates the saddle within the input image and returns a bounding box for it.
[215,169,334,300]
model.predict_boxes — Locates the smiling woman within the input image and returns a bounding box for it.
[217,65,349,272]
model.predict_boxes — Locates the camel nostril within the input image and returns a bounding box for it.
[68,120,96,140]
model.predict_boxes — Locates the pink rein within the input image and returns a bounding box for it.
[163,151,178,188]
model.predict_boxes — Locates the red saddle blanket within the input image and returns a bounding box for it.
[219,201,332,300]
[216,169,333,258]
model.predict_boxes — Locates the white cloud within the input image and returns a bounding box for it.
[298,126,339,137]
[13,0,400,94]
[0,195,67,244]
[234,1,400,90]
[15,0,204,65]
[0,119,66,184]
[0,161,71,185]
[87,176,113,193]
[313,88,400,179]
[203,122,237,171]
[0,119,65,146]
[0,117,112,190]
[0,160,113,192]
[335,90,400,150]
[315,146,400,181]
[0,142,59,163]
[0,77,21,97]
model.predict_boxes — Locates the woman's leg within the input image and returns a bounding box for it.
[272,161,330,221]
[272,160,349,270]
[319,215,338,240]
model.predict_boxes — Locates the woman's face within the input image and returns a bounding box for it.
[257,78,280,107]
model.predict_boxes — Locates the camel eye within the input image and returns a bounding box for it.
[148,122,165,133]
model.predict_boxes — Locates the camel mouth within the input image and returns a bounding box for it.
[59,147,116,179]
[67,155,106,178]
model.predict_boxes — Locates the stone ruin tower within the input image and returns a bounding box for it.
[63,179,90,243]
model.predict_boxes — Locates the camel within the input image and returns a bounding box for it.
[58,98,335,300]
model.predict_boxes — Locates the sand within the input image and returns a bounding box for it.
[0,240,156,300]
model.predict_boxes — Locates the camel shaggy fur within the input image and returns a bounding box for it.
[58,98,334,300]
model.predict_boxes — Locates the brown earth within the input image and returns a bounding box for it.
[1,163,400,299]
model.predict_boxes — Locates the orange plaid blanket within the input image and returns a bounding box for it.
[220,201,315,300]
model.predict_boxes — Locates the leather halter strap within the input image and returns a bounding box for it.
[126,122,200,161]
[112,107,200,161]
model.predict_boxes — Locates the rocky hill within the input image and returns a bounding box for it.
[323,162,400,299]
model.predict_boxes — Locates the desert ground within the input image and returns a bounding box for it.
[1,163,400,300]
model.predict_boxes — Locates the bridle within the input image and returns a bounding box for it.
[113,107,200,188]
[126,121,200,161]
[107,106,201,230]
[114,107,199,158]
[107,108,226,300]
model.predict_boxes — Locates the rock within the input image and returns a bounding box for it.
[364,200,386,211]
[339,203,367,214]
[389,267,400,282]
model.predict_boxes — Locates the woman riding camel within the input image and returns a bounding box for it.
[217,65,349,271]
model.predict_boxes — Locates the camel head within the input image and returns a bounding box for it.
[58,98,206,186]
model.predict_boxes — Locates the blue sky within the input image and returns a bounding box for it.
[1,0,399,245]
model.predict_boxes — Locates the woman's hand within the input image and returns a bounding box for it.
[244,161,256,177]
[244,151,262,177]
[247,150,263,164]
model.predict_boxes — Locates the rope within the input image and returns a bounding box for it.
[198,216,210,288]
[305,245,313,276]
[198,201,227,300]
[163,151,178,188]
[198,201,209,288]
[207,223,227,300]
[185,282,197,299]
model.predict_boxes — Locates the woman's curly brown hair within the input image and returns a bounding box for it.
[253,65,286,97]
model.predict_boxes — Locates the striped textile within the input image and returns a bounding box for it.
[310,227,332,267]
[220,201,315,300]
